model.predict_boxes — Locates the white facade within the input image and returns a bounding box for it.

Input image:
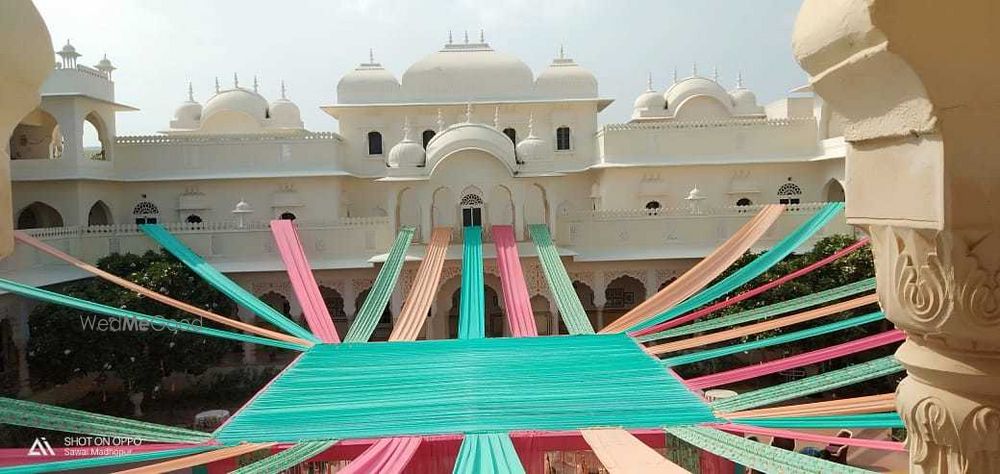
[2,36,852,349]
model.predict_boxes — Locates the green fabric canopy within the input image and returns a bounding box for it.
[734,412,904,429]
[230,440,337,474]
[458,226,485,339]
[453,432,526,474]
[529,224,594,334]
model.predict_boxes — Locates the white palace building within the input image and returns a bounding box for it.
[0,35,853,385]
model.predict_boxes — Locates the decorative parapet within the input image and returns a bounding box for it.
[600,117,814,134]
[115,131,342,146]
[21,217,390,239]
[565,202,828,221]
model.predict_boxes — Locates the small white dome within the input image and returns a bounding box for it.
[664,76,733,113]
[173,101,202,123]
[387,120,425,168]
[632,89,666,119]
[730,87,763,115]
[202,88,269,122]
[60,41,77,55]
[337,61,400,104]
[515,116,546,162]
[269,99,302,128]
[401,41,534,102]
[535,55,597,99]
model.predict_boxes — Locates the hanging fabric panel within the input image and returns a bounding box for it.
[601,205,786,334]
[581,428,690,473]
[452,432,526,474]
[270,219,340,343]
[458,226,486,339]
[528,224,594,334]
[391,228,452,341]
[230,440,337,474]
[344,226,415,342]
[493,225,538,337]
[140,224,319,343]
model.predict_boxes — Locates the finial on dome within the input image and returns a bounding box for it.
[527,113,536,136]
[647,72,654,91]
[233,73,239,88]
[692,63,698,77]
[559,44,565,60]
[465,102,473,122]
[480,29,485,43]
[369,48,375,64]
[187,82,194,102]
[493,106,500,128]
[280,80,287,100]
[713,66,719,82]
[436,108,445,132]
[736,71,744,88]
[253,75,259,93]
[464,30,469,44]
[402,117,412,140]
[215,77,221,93]
[448,30,453,44]
[673,67,678,83]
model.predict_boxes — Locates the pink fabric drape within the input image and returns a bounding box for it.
[493,225,538,337]
[711,424,906,452]
[631,238,870,338]
[338,437,422,474]
[687,329,904,389]
[270,219,340,343]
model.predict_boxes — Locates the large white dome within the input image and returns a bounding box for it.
[664,76,733,113]
[201,88,269,122]
[400,41,534,102]
[337,61,400,104]
[535,55,597,99]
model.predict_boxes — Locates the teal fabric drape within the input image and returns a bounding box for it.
[712,356,904,412]
[453,432,526,474]
[230,440,337,474]
[635,277,876,343]
[458,226,485,339]
[140,224,319,343]
[344,227,415,342]
[628,203,845,333]
[0,279,308,352]
[529,224,595,334]
[734,412,904,429]
[665,427,873,474]
[662,311,885,367]
[214,334,715,443]
[0,446,215,474]
[0,397,212,444]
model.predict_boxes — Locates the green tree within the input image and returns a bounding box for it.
[27,251,239,404]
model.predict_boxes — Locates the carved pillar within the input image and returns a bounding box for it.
[793,1,1000,471]
[0,1,53,257]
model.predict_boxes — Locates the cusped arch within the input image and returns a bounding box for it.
[426,123,517,176]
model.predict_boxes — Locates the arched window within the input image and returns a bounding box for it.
[16,202,63,229]
[185,214,203,224]
[777,181,803,205]
[280,212,297,220]
[132,198,159,225]
[556,126,571,151]
[367,131,383,155]
[421,130,435,149]
[83,112,108,161]
[736,198,753,206]
[87,200,112,226]
[502,128,517,144]
[460,193,484,228]
[645,201,661,215]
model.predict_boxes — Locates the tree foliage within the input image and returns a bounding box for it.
[27,251,238,396]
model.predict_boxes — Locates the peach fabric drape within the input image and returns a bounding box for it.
[645,293,880,355]
[601,205,785,334]
[721,394,897,419]
[581,428,690,474]
[13,231,311,347]
[390,228,451,341]
[114,443,274,474]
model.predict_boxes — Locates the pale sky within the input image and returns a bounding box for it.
[34,0,808,136]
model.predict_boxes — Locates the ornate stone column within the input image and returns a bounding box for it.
[0,1,52,257]
[793,1,1000,471]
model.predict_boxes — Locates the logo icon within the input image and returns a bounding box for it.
[28,437,55,456]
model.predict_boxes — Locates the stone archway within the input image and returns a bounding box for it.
[602,276,646,329]
[87,200,113,226]
[16,202,63,229]
[824,179,845,202]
